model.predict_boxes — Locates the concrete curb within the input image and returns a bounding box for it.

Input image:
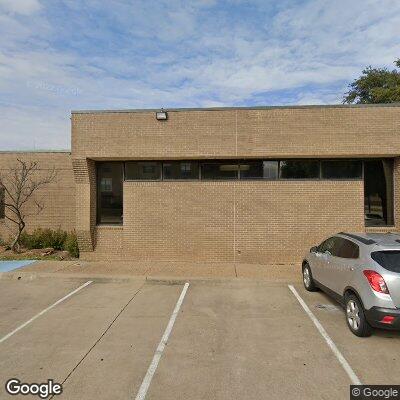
[0,271,301,285]
[145,275,300,285]
[0,271,146,284]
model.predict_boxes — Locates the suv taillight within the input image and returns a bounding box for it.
[363,270,390,294]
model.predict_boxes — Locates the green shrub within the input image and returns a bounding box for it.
[19,228,79,257]
[19,231,36,249]
[49,229,68,250]
[0,236,6,246]
[64,233,79,258]
[22,228,66,250]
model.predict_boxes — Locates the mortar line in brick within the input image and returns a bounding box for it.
[235,109,238,157]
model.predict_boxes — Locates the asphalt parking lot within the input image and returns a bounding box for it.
[0,277,399,399]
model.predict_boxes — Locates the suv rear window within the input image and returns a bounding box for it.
[371,251,400,273]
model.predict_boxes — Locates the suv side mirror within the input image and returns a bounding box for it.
[310,246,318,253]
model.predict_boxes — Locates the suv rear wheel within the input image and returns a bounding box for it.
[302,263,318,292]
[345,293,372,337]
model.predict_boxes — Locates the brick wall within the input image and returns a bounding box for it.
[0,152,75,240]
[80,225,123,261]
[72,105,400,159]
[82,180,364,264]
[234,180,364,264]
[70,104,400,264]
[394,159,400,229]
[72,158,96,251]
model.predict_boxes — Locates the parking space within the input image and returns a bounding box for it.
[0,278,399,399]
[0,279,86,338]
[295,284,400,384]
[143,282,350,400]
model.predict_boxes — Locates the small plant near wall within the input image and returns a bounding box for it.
[64,232,79,258]
[0,236,6,247]
[20,228,66,250]
[19,229,79,258]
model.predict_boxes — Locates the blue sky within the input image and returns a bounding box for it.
[0,0,399,150]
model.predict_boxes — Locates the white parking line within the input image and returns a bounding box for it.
[134,282,190,400]
[288,285,362,385]
[0,280,93,344]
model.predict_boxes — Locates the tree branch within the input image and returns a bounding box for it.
[0,159,57,252]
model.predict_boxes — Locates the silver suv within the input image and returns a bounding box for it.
[302,232,400,337]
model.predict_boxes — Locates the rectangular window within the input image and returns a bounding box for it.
[321,160,362,179]
[240,161,278,180]
[97,162,123,225]
[0,187,4,219]
[200,161,239,180]
[364,159,394,226]
[163,161,199,180]
[125,161,162,180]
[279,160,320,179]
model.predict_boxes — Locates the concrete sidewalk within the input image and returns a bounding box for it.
[0,260,302,283]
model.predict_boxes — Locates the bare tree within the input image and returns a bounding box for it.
[0,159,56,252]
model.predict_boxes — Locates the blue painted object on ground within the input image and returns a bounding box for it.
[0,260,35,272]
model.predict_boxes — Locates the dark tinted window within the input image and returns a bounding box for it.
[336,238,359,259]
[318,237,342,256]
[364,160,394,227]
[240,161,278,179]
[279,161,320,179]
[97,162,123,224]
[371,251,400,273]
[125,162,161,180]
[201,161,238,180]
[321,160,362,179]
[163,161,199,180]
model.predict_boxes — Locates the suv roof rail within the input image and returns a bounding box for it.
[338,232,376,245]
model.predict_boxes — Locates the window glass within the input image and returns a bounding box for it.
[318,237,342,256]
[125,162,161,180]
[163,161,199,180]
[240,161,278,179]
[318,238,334,253]
[100,178,112,192]
[97,162,123,224]
[371,251,400,273]
[201,161,239,180]
[336,238,359,259]
[321,160,362,179]
[279,160,320,179]
[364,160,394,226]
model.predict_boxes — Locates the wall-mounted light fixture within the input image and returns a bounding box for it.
[156,109,168,120]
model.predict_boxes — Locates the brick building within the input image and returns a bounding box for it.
[1,104,399,264]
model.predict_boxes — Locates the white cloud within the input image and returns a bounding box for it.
[0,0,41,15]
[0,0,400,150]
[0,105,69,150]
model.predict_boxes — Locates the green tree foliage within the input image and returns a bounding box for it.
[343,59,400,104]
